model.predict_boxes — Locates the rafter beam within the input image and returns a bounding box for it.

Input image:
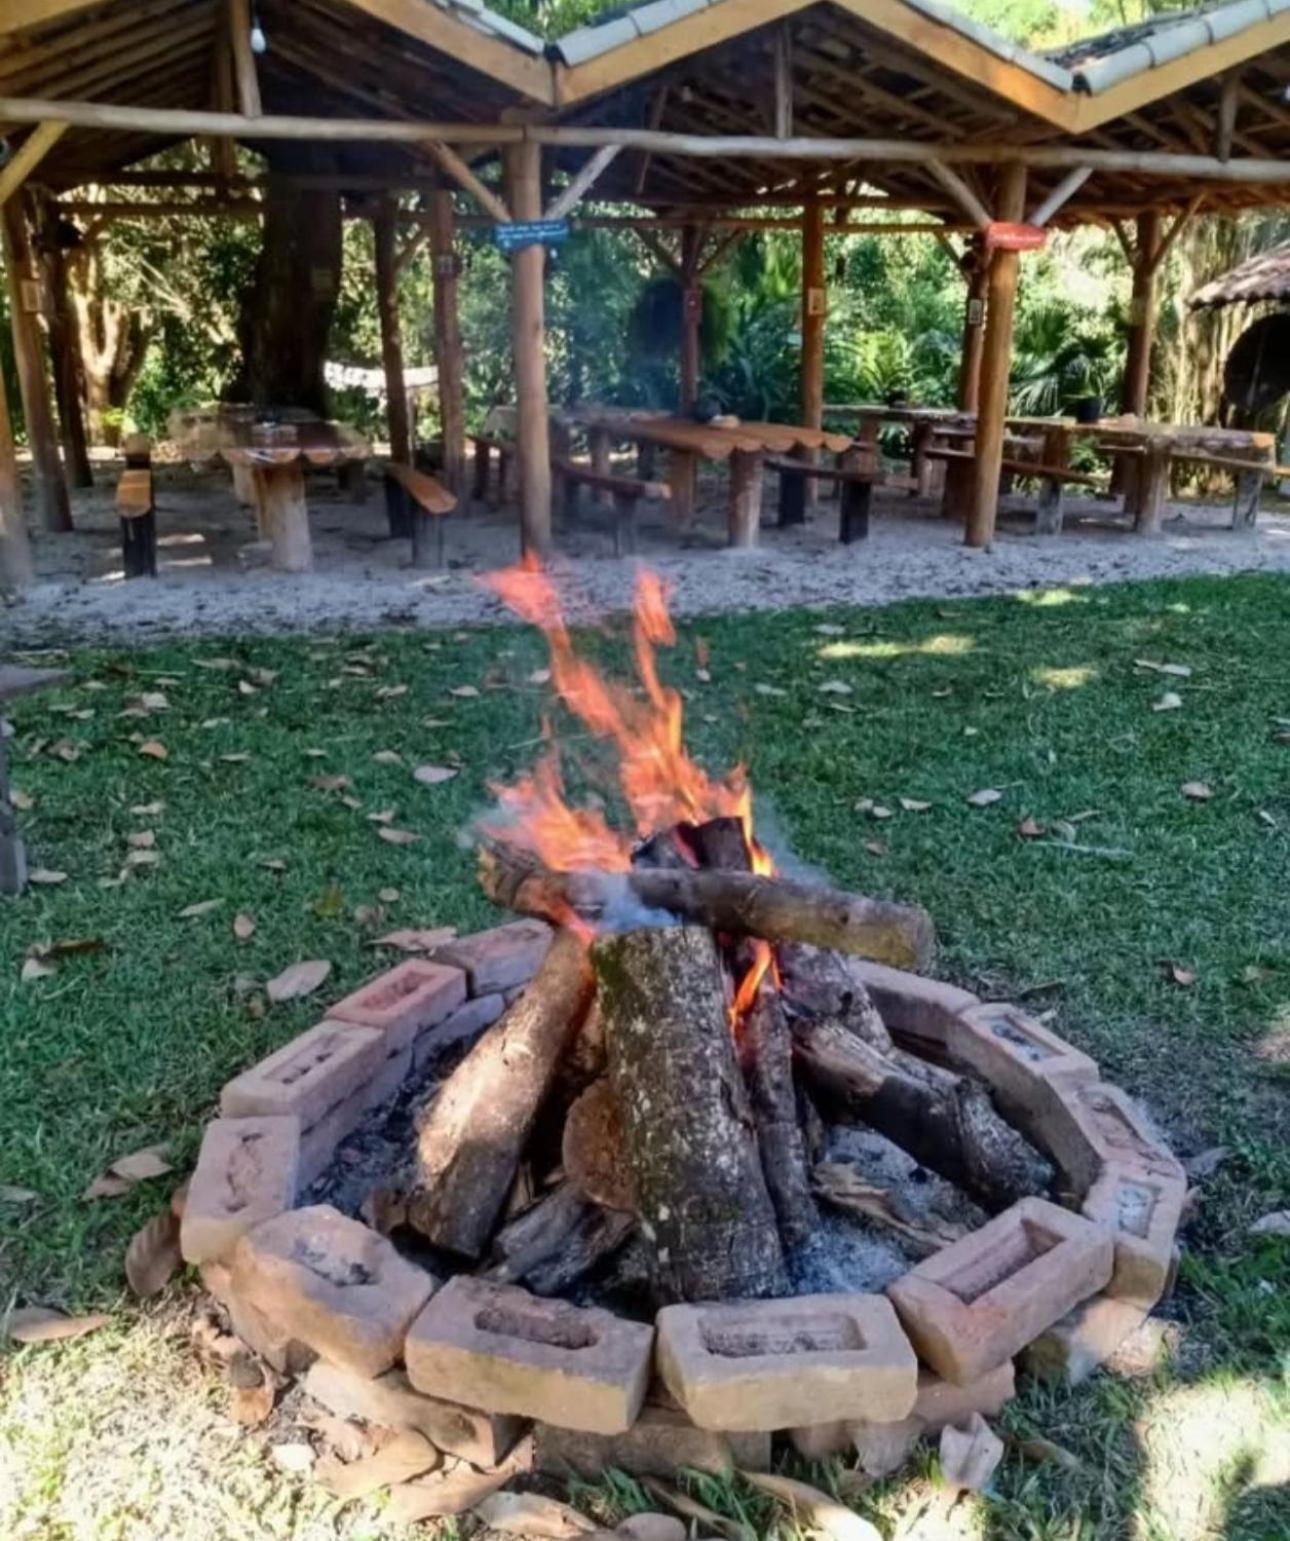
[544,144,620,220]
[0,121,66,204]
[227,0,261,118]
[925,159,990,227]
[1027,165,1092,227]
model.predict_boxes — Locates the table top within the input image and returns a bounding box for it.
[560,406,851,459]
[170,405,369,468]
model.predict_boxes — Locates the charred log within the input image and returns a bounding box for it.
[741,988,817,1248]
[408,929,593,1258]
[777,941,893,1050]
[486,1183,635,1296]
[563,1078,635,1211]
[480,848,935,970]
[594,925,788,1302]
[792,1019,1053,1211]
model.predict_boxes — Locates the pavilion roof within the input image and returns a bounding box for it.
[1189,239,1290,305]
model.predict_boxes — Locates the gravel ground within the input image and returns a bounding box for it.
[5,461,1289,646]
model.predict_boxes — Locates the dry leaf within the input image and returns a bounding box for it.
[473,1492,597,1537]
[528,667,552,685]
[127,829,156,849]
[939,1413,1003,1492]
[233,913,256,941]
[111,1145,172,1182]
[131,800,164,815]
[449,685,479,698]
[863,840,887,856]
[386,1460,516,1522]
[378,887,401,903]
[1183,1146,1229,1179]
[899,798,932,812]
[236,680,258,697]
[1181,781,1213,801]
[194,656,238,671]
[377,826,420,846]
[814,623,846,636]
[371,927,457,953]
[258,857,287,872]
[1165,963,1197,987]
[366,808,396,825]
[124,848,160,868]
[818,680,853,695]
[1250,1210,1290,1237]
[316,1430,438,1500]
[27,868,68,885]
[309,774,353,792]
[5,1307,112,1344]
[372,749,403,765]
[229,1379,276,1427]
[1007,1432,1082,1472]
[740,1471,881,1541]
[1017,816,1045,839]
[967,787,1004,807]
[124,1209,182,1297]
[266,959,332,1003]
[413,764,458,786]
[1153,692,1183,712]
[220,752,252,764]
[640,1479,748,1541]
[376,684,408,700]
[138,740,168,761]
[1135,659,1192,677]
[179,899,222,918]
[10,789,35,810]
[20,956,55,982]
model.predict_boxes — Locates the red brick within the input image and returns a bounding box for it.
[846,961,979,1059]
[180,1115,300,1265]
[328,960,467,1054]
[1081,1162,1186,1306]
[887,1197,1113,1384]
[405,1275,653,1434]
[431,921,552,994]
[1038,1079,1186,1198]
[230,1204,436,1377]
[655,1293,917,1432]
[1019,1294,1150,1387]
[535,1402,771,1478]
[949,1002,1098,1123]
[221,1021,383,1127]
[412,993,506,1072]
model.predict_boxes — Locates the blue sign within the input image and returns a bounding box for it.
[493,219,571,254]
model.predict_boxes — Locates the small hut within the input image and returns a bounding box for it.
[1190,243,1290,427]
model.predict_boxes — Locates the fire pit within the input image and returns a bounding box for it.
[182,566,1185,1506]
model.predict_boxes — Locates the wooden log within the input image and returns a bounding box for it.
[479,847,936,971]
[486,1182,635,1295]
[563,1077,634,1211]
[728,448,763,548]
[408,928,593,1258]
[800,199,825,512]
[792,1018,1053,1211]
[594,925,788,1301]
[777,941,892,1050]
[253,462,312,572]
[741,987,817,1249]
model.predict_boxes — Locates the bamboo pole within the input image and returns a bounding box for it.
[424,141,510,223]
[0,122,68,206]
[966,164,1027,550]
[544,144,621,220]
[429,186,465,494]
[503,140,551,557]
[1027,166,1093,227]
[227,0,262,117]
[373,200,411,465]
[800,198,825,509]
[0,348,34,588]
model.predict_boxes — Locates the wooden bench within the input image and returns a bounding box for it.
[765,456,883,544]
[926,445,1106,530]
[383,463,457,568]
[468,434,513,508]
[1,664,71,894]
[115,468,157,578]
[552,458,670,554]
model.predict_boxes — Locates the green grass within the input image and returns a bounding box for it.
[2,572,1288,1540]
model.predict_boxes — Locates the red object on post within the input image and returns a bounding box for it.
[983,222,1047,254]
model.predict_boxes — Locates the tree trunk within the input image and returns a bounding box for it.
[594,925,788,1302]
[67,234,151,448]
[35,202,92,488]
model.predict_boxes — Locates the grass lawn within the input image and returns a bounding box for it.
[1,570,1287,1540]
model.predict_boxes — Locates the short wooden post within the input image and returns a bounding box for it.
[778,466,807,527]
[503,141,552,556]
[800,199,825,510]
[611,489,639,555]
[1033,424,1069,535]
[121,507,157,577]
[839,478,872,544]
[589,425,612,508]
[374,200,412,466]
[966,164,1027,550]
[0,354,33,588]
[429,187,465,494]
[231,461,256,508]
[254,462,312,572]
[1233,467,1263,529]
[728,448,763,548]
[957,239,989,414]
[669,446,697,526]
[1132,441,1170,535]
[1,199,71,533]
[679,225,701,415]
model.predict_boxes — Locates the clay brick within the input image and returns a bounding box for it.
[1081,1162,1186,1306]
[226,1288,316,1375]
[655,1293,917,1432]
[302,1361,526,1466]
[1038,1079,1186,1198]
[412,993,506,1072]
[180,1115,301,1265]
[846,961,979,1059]
[230,1204,436,1377]
[328,960,467,1054]
[404,1275,653,1435]
[1019,1294,1149,1387]
[887,1197,1113,1384]
[911,1360,1015,1430]
[432,920,552,994]
[221,1021,384,1128]
[535,1402,771,1478]
[950,1002,1098,1122]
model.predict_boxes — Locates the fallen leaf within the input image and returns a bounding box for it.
[27,868,68,885]
[179,899,222,918]
[309,774,353,793]
[473,1492,597,1537]
[939,1413,1003,1492]
[528,667,552,685]
[316,1430,439,1500]
[1249,1210,1290,1237]
[818,680,853,695]
[5,1307,112,1344]
[127,829,156,849]
[377,826,420,846]
[219,752,252,764]
[258,858,287,873]
[372,749,403,765]
[1135,659,1193,677]
[233,913,256,941]
[754,683,787,697]
[236,680,258,698]
[124,1208,182,1297]
[1181,781,1213,801]
[312,882,344,919]
[376,684,408,700]
[229,1379,276,1427]
[371,927,457,953]
[863,840,887,857]
[386,1459,516,1522]
[1153,691,1183,712]
[870,805,893,820]
[1165,963,1197,987]
[378,887,401,903]
[111,1145,172,1182]
[640,1479,747,1541]
[366,808,396,825]
[413,764,458,786]
[352,904,386,930]
[10,789,35,810]
[899,798,932,812]
[1017,816,1045,839]
[0,1185,39,1204]
[266,959,332,1003]
[1010,1433,1082,1472]
[137,740,168,761]
[82,1173,134,1200]
[740,1471,881,1541]
[20,957,56,982]
[131,800,164,815]
[967,788,1004,807]
[124,848,161,868]
[814,623,846,636]
[1183,1146,1229,1179]
[448,685,479,699]
[193,656,239,671]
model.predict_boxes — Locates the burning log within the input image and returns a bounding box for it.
[792,1019,1053,1211]
[480,848,935,971]
[741,988,817,1249]
[408,929,594,1258]
[594,925,789,1302]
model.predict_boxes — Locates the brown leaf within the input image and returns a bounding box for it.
[1017,816,1045,839]
[386,1460,515,1522]
[266,958,332,1002]
[863,840,887,857]
[413,764,458,786]
[124,848,161,868]
[739,1472,881,1541]
[1165,962,1197,987]
[316,1430,438,1500]
[376,684,408,700]
[137,740,168,761]
[1250,1209,1290,1237]
[1010,1434,1083,1472]
[82,1172,134,1200]
[939,1413,1004,1492]
[372,749,403,765]
[5,1307,112,1344]
[27,868,68,885]
[309,774,353,793]
[967,787,1003,807]
[179,898,222,918]
[124,1209,182,1297]
[371,926,457,953]
[232,912,256,941]
[377,826,420,846]
[111,1145,172,1182]
[473,1492,597,1537]
[366,808,396,825]
[449,685,479,698]
[899,797,932,812]
[229,1379,276,1427]
[131,800,165,815]
[1181,780,1213,801]
[127,829,156,849]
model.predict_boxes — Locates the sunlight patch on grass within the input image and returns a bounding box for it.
[1031,664,1098,690]
[1013,587,1089,607]
[817,633,976,661]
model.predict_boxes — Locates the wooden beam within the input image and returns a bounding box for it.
[1217,70,1240,162]
[632,83,669,200]
[428,186,464,494]
[0,0,101,36]
[1027,165,1092,227]
[1147,192,1203,275]
[227,0,261,118]
[503,140,551,556]
[773,24,793,140]
[373,200,411,466]
[424,141,510,223]
[925,160,991,228]
[544,145,620,221]
[210,6,238,179]
[394,220,430,277]
[635,225,681,275]
[0,122,67,205]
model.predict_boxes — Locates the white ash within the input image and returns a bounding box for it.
[824,1125,988,1233]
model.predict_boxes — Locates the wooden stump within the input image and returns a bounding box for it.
[231,461,257,509]
[728,448,763,548]
[594,925,788,1302]
[254,463,313,572]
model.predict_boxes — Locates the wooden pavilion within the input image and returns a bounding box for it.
[2,0,1290,585]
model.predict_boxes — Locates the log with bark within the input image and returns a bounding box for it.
[562,1078,635,1211]
[792,1019,1053,1211]
[480,847,935,970]
[741,987,817,1249]
[594,925,788,1301]
[486,1182,635,1296]
[407,928,593,1257]
[777,941,892,1050]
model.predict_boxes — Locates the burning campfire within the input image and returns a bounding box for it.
[185,562,1185,1500]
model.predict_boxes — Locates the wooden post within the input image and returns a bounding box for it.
[253,462,312,572]
[36,197,92,489]
[728,447,763,547]
[1121,211,1161,421]
[373,200,411,466]
[0,355,33,588]
[503,140,551,556]
[227,0,262,117]
[800,198,825,510]
[429,187,464,493]
[965,163,1026,550]
[1,199,70,533]
[957,238,988,413]
[679,225,701,415]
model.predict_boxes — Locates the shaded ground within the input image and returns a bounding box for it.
[1,573,1287,1539]
[4,461,1290,646]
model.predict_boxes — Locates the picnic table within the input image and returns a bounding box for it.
[169,405,369,572]
[558,406,852,547]
[826,404,977,496]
